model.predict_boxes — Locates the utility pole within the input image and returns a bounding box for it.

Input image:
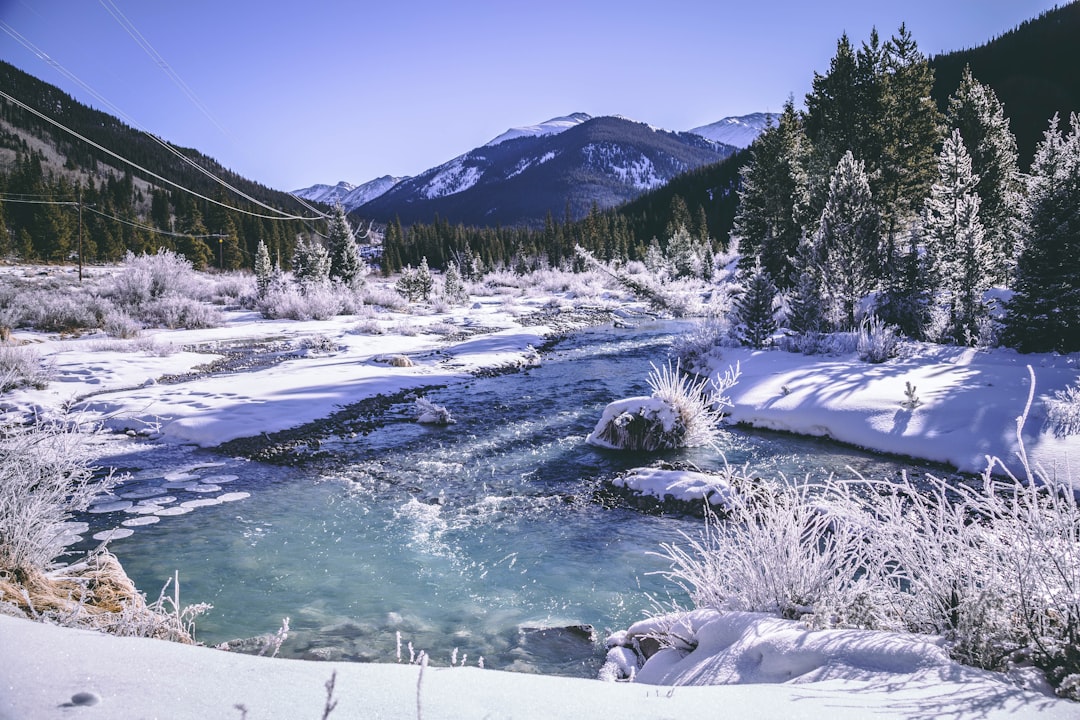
[77,187,83,282]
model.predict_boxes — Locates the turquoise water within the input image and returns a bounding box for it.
[86,322,949,675]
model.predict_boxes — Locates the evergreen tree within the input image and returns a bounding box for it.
[876,24,943,241]
[254,239,273,298]
[734,260,779,348]
[442,261,468,305]
[786,244,825,334]
[732,98,810,286]
[946,66,1023,283]
[812,151,882,330]
[292,235,330,286]
[921,129,992,344]
[326,204,363,287]
[1006,114,1080,352]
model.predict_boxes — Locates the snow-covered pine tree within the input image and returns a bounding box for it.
[292,235,330,287]
[921,129,992,344]
[946,66,1023,284]
[734,260,779,348]
[812,151,882,330]
[1006,114,1080,353]
[254,239,272,298]
[442,261,468,305]
[732,98,810,286]
[326,203,364,288]
[785,243,824,335]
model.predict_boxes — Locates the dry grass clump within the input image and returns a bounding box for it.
[0,417,209,643]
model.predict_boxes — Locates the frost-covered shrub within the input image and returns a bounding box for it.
[0,345,52,392]
[654,377,1080,697]
[656,473,883,625]
[102,310,142,339]
[21,290,100,333]
[587,361,738,451]
[210,272,254,302]
[350,319,383,335]
[1045,380,1080,437]
[0,421,117,575]
[670,315,734,375]
[108,249,210,309]
[295,334,340,355]
[857,315,899,363]
[362,284,409,312]
[141,295,222,329]
[257,282,342,321]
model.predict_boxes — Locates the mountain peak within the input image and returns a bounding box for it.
[485,113,592,147]
[687,113,778,148]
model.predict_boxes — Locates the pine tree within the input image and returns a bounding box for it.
[921,129,992,344]
[326,204,363,287]
[1005,114,1080,352]
[292,235,330,286]
[876,25,943,241]
[732,98,811,286]
[442,261,467,305]
[254,239,273,298]
[735,260,779,348]
[812,151,882,330]
[786,243,825,335]
[946,66,1023,283]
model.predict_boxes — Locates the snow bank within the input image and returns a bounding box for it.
[611,467,736,508]
[716,345,1080,482]
[3,611,1075,719]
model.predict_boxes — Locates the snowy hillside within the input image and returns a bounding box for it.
[485,112,592,146]
[688,113,778,148]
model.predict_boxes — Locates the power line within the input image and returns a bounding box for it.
[0,87,326,222]
[0,192,228,239]
[97,0,229,138]
[0,21,326,222]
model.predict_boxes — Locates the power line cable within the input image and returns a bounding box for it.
[0,21,326,222]
[97,0,230,138]
[0,87,326,222]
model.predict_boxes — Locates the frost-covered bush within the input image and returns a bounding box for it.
[780,330,860,356]
[19,289,101,333]
[141,295,222,329]
[362,284,410,312]
[1045,380,1080,437]
[257,282,342,321]
[102,310,142,339]
[669,315,734,375]
[587,361,738,451]
[108,250,211,309]
[0,421,117,575]
[0,345,52,392]
[654,378,1080,697]
[656,472,883,625]
[857,315,900,363]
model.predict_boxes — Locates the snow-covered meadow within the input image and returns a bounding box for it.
[1,257,1079,718]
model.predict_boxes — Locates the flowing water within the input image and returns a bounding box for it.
[78,321,952,676]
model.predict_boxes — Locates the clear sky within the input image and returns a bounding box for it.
[0,0,1063,192]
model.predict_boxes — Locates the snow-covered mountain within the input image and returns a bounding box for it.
[290,180,355,206]
[291,175,407,212]
[688,113,778,148]
[357,114,738,228]
[485,112,592,147]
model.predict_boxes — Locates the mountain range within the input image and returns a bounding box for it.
[293,112,774,227]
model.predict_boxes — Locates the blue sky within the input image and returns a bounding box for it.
[0,0,1063,191]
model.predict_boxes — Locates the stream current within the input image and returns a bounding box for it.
[80,320,954,676]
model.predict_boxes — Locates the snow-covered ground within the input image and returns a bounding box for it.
[714,343,1080,482]
[3,270,1080,717]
